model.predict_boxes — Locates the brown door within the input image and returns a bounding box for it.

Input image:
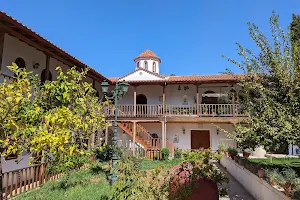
[191,130,210,150]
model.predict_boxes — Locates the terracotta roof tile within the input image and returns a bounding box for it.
[109,74,241,84]
[134,50,161,62]
[0,11,108,83]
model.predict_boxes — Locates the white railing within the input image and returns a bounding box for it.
[104,104,246,118]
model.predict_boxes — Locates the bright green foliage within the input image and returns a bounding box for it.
[160,147,170,160]
[0,64,34,158]
[224,11,300,152]
[0,64,107,172]
[139,158,182,171]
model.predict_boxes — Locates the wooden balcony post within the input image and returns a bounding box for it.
[132,121,136,156]
[196,85,199,115]
[133,87,137,117]
[105,124,109,145]
[0,28,5,71]
[161,121,165,148]
[162,85,166,112]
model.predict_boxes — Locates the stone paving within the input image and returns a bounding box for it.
[216,163,256,200]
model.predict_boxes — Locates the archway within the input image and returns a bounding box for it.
[136,94,147,116]
[136,94,147,104]
[202,91,218,104]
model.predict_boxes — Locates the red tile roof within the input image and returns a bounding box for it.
[134,50,161,62]
[0,11,108,83]
[109,74,241,85]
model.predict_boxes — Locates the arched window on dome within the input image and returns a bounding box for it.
[144,61,148,70]
[153,62,156,73]
[137,62,140,68]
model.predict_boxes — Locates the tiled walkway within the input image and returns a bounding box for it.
[216,163,256,200]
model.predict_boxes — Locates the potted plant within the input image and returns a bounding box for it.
[218,143,228,156]
[258,167,264,178]
[282,168,297,196]
[242,148,252,158]
[227,147,238,160]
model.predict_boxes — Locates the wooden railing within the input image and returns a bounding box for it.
[105,104,245,118]
[1,164,87,199]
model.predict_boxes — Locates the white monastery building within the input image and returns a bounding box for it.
[0,11,245,168]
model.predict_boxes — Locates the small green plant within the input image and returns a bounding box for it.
[174,147,183,159]
[265,168,284,186]
[161,148,170,160]
[218,143,228,154]
[93,145,114,162]
[227,147,238,156]
[282,168,297,185]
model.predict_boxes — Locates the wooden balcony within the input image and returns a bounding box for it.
[104,104,246,119]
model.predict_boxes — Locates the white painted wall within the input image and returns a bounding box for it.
[119,83,236,106]
[135,58,160,74]
[49,57,70,80]
[115,123,235,151]
[1,34,46,79]
[166,123,234,151]
[121,69,162,81]
[221,157,289,200]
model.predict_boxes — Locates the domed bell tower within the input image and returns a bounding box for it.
[134,50,161,74]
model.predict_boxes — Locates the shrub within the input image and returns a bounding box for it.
[161,148,170,160]
[265,168,284,186]
[227,147,238,156]
[282,168,298,184]
[174,147,183,159]
[93,145,114,162]
[218,143,228,154]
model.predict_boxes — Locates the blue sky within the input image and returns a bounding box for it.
[1,0,300,78]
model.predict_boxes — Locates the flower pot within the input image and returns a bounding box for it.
[243,151,250,158]
[229,154,234,160]
[234,156,239,162]
[284,182,294,197]
[258,168,264,178]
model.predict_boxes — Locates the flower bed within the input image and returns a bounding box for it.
[223,154,300,198]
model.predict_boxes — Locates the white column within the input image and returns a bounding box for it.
[134,87,137,116]
[133,121,136,156]
[161,121,165,148]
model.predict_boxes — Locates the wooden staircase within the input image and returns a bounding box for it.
[107,105,175,158]
[117,122,162,150]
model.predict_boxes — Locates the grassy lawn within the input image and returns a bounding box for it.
[249,157,300,166]
[14,158,182,200]
[246,157,300,175]
[15,169,112,200]
[139,158,182,170]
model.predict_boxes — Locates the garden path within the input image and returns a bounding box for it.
[216,163,256,200]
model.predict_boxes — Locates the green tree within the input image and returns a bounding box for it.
[0,64,107,199]
[224,11,300,152]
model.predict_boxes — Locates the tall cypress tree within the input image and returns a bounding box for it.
[290,14,300,45]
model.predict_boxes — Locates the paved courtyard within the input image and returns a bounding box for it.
[216,163,255,200]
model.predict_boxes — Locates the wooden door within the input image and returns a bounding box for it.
[191,130,210,150]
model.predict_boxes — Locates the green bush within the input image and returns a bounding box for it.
[227,147,238,156]
[174,147,183,158]
[282,168,297,184]
[161,148,170,160]
[93,145,114,162]
[246,158,300,176]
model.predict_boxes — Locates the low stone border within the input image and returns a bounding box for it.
[220,156,290,200]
